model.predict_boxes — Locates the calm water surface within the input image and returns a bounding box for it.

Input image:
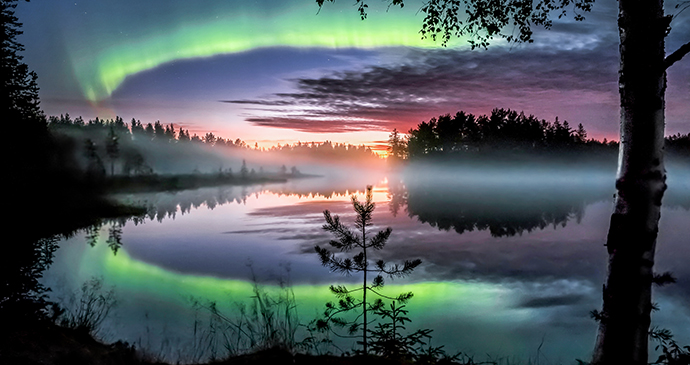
[43,166,690,363]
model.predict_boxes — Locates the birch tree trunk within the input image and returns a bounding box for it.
[591,0,669,363]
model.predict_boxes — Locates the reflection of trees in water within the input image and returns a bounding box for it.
[115,185,263,223]
[1,236,60,325]
[85,223,125,255]
[388,164,690,237]
[264,171,385,201]
[664,163,690,210]
[115,182,380,224]
[72,182,378,258]
[388,174,613,237]
[389,163,690,237]
[264,186,369,200]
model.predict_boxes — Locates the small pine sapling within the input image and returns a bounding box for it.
[369,301,433,360]
[314,185,422,354]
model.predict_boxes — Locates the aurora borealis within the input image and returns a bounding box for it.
[65,2,440,102]
[42,180,690,361]
[15,0,690,148]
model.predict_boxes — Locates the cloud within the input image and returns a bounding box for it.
[225,44,625,135]
[220,100,295,106]
[245,116,392,133]
[516,294,586,309]
[223,228,297,235]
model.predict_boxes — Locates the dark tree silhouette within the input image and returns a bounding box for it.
[83,138,105,180]
[315,186,421,354]
[2,0,74,326]
[164,123,176,140]
[204,132,216,145]
[665,133,690,160]
[2,0,42,126]
[317,0,690,363]
[177,127,190,142]
[130,118,146,140]
[387,129,407,162]
[144,122,155,140]
[240,159,249,179]
[105,125,119,176]
[403,108,600,159]
[153,120,165,140]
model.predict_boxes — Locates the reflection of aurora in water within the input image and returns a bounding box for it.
[45,233,596,363]
[42,174,690,363]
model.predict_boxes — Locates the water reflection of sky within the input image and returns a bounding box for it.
[43,173,690,363]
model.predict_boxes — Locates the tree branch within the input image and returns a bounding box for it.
[664,41,690,70]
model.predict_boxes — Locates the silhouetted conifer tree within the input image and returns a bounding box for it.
[130,118,145,139]
[240,159,249,179]
[204,132,216,145]
[2,0,87,325]
[315,186,421,354]
[84,138,105,180]
[164,123,176,140]
[153,120,165,140]
[387,129,407,162]
[177,127,190,142]
[105,126,119,176]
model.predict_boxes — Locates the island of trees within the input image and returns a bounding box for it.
[388,108,689,164]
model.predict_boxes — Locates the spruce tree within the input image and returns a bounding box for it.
[2,0,67,325]
[315,186,421,354]
[2,0,42,127]
[105,125,119,176]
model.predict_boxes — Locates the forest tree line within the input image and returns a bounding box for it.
[388,108,690,161]
[262,140,379,162]
[47,113,381,179]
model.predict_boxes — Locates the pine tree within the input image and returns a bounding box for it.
[387,129,407,162]
[2,0,103,326]
[105,125,119,176]
[315,186,421,354]
[153,120,165,140]
[2,0,43,128]
[144,122,155,140]
[240,159,249,179]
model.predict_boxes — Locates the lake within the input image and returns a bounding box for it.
[42,163,690,364]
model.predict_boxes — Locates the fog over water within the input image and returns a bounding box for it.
[42,163,690,363]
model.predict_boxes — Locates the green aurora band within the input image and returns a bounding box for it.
[100,246,517,319]
[61,234,528,343]
[68,2,458,102]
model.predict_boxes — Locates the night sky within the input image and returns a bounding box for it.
[15,0,690,150]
